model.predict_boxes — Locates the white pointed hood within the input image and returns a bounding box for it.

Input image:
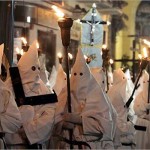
[141,70,149,101]
[108,68,128,105]
[70,49,91,101]
[18,40,40,84]
[53,64,66,95]
[113,68,126,85]
[135,70,148,97]
[71,49,114,141]
[90,67,106,91]
[0,44,4,75]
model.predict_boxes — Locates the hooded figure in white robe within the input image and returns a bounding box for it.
[134,69,145,97]
[53,64,66,96]
[108,68,136,149]
[0,44,21,149]
[90,67,118,148]
[54,49,115,149]
[5,41,56,149]
[133,70,150,149]
[90,67,106,91]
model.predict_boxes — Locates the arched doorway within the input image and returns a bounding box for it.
[136,1,150,40]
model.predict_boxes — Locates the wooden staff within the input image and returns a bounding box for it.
[58,17,73,149]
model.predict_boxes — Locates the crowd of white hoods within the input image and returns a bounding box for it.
[0,40,150,149]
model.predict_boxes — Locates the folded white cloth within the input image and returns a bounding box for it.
[19,105,34,123]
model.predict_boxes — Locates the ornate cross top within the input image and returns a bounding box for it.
[80,3,107,46]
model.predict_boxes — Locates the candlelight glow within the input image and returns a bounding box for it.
[16,47,24,56]
[76,19,82,24]
[16,47,20,54]
[52,5,64,18]
[84,55,88,60]
[57,52,62,58]
[143,39,150,47]
[92,3,96,8]
[68,53,73,59]
[143,47,148,58]
[109,59,114,64]
[107,21,111,26]
[36,42,39,49]
[21,37,27,45]
[138,54,142,59]
[20,49,24,55]
[102,44,107,49]
[27,16,31,23]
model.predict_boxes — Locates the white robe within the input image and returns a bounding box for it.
[5,78,56,148]
[108,80,135,149]
[51,78,115,149]
[0,80,21,149]
[133,91,150,149]
[0,80,21,133]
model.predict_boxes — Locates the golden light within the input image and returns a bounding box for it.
[21,37,27,45]
[84,55,88,60]
[92,3,96,8]
[52,5,64,18]
[138,54,142,60]
[143,39,150,47]
[20,49,24,56]
[16,47,24,56]
[102,44,107,50]
[143,47,148,58]
[75,19,82,24]
[107,21,111,26]
[109,59,114,64]
[36,42,39,49]
[68,53,73,60]
[15,47,20,54]
[57,52,62,58]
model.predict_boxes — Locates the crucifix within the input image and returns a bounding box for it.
[80,3,107,46]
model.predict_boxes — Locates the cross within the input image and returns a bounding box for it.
[80,3,107,46]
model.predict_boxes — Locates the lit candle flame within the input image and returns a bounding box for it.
[20,49,24,55]
[92,3,96,8]
[109,59,114,64]
[138,54,142,60]
[143,47,148,58]
[102,44,107,50]
[107,21,111,26]
[52,5,64,18]
[143,39,150,47]
[36,42,39,49]
[16,47,24,55]
[21,37,27,45]
[57,52,62,58]
[68,53,73,60]
[84,55,88,60]
[16,47,20,54]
